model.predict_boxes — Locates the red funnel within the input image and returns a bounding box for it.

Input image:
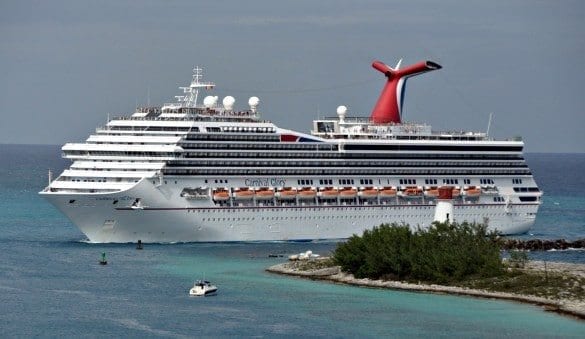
[370,60,441,124]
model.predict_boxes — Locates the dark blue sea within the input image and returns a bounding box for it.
[1,144,583,337]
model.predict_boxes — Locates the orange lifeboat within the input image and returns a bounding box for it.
[400,186,423,198]
[379,186,397,199]
[255,187,275,200]
[297,187,317,200]
[358,186,379,199]
[318,187,339,198]
[233,187,255,200]
[339,187,357,199]
[424,186,439,198]
[463,186,481,198]
[451,186,461,198]
[212,188,230,201]
[276,187,297,200]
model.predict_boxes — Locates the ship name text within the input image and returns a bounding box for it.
[245,178,286,187]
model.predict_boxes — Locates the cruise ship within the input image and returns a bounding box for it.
[40,59,542,243]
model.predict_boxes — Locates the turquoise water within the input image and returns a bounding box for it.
[0,145,584,337]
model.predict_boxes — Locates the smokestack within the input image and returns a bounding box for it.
[370,60,442,124]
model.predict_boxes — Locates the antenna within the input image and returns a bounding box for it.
[48,169,52,186]
[147,85,150,107]
[486,112,493,136]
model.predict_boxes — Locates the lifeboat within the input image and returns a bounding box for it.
[424,186,439,198]
[451,186,461,198]
[400,186,423,198]
[212,188,230,201]
[358,186,379,199]
[463,186,481,198]
[339,187,357,199]
[318,187,339,198]
[255,187,275,200]
[276,187,297,200]
[379,186,397,199]
[233,187,255,200]
[297,187,317,200]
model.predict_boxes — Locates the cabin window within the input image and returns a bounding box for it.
[442,178,458,185]
[399,179,417,185]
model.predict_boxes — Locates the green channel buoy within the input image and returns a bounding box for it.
[99,252,108,265]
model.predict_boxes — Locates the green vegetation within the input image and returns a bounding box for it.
[333,221,503,284]
[326,221,585,302]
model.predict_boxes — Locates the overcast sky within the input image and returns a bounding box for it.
[1,0,583,152]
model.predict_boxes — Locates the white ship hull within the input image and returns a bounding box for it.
[41,179,538,243]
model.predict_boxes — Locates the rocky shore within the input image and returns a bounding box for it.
[501,238,585,251]
[267,259,585,320]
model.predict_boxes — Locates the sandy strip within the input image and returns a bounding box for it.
[266,260,585,320]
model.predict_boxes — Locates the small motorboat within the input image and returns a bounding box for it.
[189,280,218,297]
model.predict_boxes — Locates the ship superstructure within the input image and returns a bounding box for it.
[40,60,541,243]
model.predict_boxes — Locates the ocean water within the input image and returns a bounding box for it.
[0,144,583,337]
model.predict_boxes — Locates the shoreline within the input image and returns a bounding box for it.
[266,260,585,320]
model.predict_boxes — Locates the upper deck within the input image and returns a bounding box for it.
[311,115,510,142]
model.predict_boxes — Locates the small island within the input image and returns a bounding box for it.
[267,222,585,320]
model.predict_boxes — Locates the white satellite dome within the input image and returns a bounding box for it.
[337,105,347,122]
[203,96,216,108]
[248,96,260,112]
[222,96,235,110]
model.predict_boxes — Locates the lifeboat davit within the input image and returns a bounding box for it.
[379,186,397,199]
[233,188,255,200]
[463,186,481,198]
[451,186,461,198]
[358,187,379,199]
[297,187,317,200]
[255,187,275,200]
[339,187,357,199]
[276,187,297,200]
[424,186,439,198]
[400,186,423,198]
[318,187,339,198]
[212,188,230,201]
